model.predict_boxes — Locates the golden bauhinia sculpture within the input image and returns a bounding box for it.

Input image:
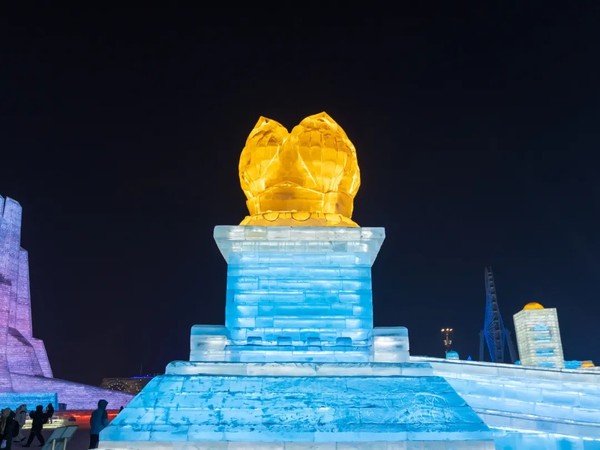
[239,112,361,227]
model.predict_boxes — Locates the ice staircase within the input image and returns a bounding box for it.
[415,356,600,447]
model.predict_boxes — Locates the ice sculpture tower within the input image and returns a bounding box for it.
[0,196,53,382]
[513,302,564,368]
[0,195,134,409]
[102,112,495,449]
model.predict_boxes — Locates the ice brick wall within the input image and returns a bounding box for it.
[101,372,493,445]
[0,392,58,411]
[0,196,53,383]
[10,372,134,410]
[412,356,600,441]
[214,226,384,360]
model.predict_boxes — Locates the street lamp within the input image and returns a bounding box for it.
[441,327,453,353]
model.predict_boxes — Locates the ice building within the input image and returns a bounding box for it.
[513,302,565,369]
[101,113,600,449]
[0,195,134,409]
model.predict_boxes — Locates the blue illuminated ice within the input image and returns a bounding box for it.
[216,226,383,360]
[103,367,494,446]
[100,226,600,449]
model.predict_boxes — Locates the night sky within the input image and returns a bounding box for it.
[2,4,600,386]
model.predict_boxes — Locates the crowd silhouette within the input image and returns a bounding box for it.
[0,404,53,448]
[0,400,111,449]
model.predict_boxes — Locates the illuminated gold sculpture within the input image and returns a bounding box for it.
[239,112,361,227]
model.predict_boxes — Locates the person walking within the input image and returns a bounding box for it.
[89,399,109,449]
[44,403,54,425]
[0,407,9,446]
[23,405,48,447]
[0,408,19,450]
[13,405,27,444]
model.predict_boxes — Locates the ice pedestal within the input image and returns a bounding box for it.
[190,227,409,365]
[190,325,410,364]
[216,226,383,361]
[101,362,494,449]
[100,227,494,448]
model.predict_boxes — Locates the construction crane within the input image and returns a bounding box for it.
[479,267,518,363]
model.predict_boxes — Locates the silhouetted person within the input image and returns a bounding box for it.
[0,408,19,450]
[44,403,54,424]
[13,404,27,443]
[23,405,48,447]
[89,399,109,449]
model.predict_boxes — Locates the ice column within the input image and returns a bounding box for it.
[213,226,384,362]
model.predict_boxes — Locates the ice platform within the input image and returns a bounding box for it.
[100,361,495,449]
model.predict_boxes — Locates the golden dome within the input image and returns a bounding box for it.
[238,112,360,227]
[523,302,544,310]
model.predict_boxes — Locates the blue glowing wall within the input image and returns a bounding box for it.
[102,366,494,445]
[214,226,384,363]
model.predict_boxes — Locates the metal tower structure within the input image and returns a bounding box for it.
[479,266,518,363]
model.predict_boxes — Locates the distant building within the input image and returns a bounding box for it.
[100,376,154,395]
[513,302,564,369]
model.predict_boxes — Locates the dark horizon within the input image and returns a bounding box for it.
[2,4,600,386]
